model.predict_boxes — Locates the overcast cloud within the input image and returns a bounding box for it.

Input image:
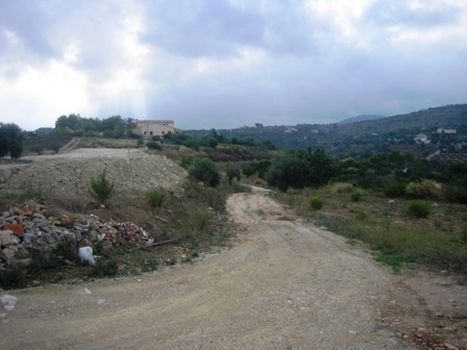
[0,0,466,130]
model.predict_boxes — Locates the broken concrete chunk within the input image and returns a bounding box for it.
[0,294,17,312]
[79,246,96,266]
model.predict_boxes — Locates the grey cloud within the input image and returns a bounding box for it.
[365,0,461,28]
[141,0,317,57]
[0,0,466,130]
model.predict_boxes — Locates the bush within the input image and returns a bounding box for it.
[406,180,441,199]
[226,163,241,184]
[382,180,406,198]
[89,169,115,204]
[189,158,220,187]
[407,200,431,218]
[444,185,467,204]
[190,208,214,232]
[146,140,162,150]
[180,155,195,169]
[351,190,362,202]
[93,258,118,276]
[354,210,369,221]
[309,196,324,210]
[242,160,271,178]
[147,190,166,209]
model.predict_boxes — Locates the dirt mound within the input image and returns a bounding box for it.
[0,148,186,200]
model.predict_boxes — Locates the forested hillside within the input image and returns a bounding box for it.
[188,104,467,157]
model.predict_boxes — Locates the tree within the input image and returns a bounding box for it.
[0,123,24,159]
[0,124,8,157]
[266,149,335,191]
[266,156,308,191]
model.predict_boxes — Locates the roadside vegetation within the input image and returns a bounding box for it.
[273,183,466,273]
[233,148,467,274]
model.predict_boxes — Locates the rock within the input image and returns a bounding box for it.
[0,294,17,311]
[0,230,13,246]
[97,298,105,305]
[84,288,92,295]
[444,343,459,350]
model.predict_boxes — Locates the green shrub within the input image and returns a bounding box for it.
[407,200,431,218]
[147,190,166,209]
[0,264,27,289]
[406,179,441,199]
[89,169,115,204]
[309,196,324,210]
[146,140,161,150]
[382,180,406,198]
[53,235,77,261]
[190,208,214,232]
[351,190,362,202]
[180,155,195,168]
[189,158,220,187]
[444,185,467,204]
[354,210,369,221]
[242,160,271,178]
[226,163,241,184]
[93,258,118,276]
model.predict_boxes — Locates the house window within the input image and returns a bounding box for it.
[162,131,165,135]
[150,131,153,135]
[143,131,147,135]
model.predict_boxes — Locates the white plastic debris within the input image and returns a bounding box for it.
[79,246,96,266]
[84,288,92,295]
[1,294,18,312]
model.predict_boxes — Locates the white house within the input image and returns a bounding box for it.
[414,133,430,145]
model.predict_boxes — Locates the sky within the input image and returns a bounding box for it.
[0,0,466,130]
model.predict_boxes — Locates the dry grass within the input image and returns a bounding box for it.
[274,183,467,273]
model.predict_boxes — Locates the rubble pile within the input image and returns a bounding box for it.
[0,200,153,269]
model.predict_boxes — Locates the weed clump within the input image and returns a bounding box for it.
[382,180,406,198]
[309,196,324,210]
[147,190,167,210]
[89,169,115,204]
[350,190,362,202]
[407,200,431,218]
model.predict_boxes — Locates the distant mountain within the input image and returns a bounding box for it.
[338,114,385,124]
[187,104,467,156]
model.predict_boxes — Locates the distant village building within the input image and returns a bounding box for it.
[284,126,297,134]
[414,133,430,145]
[435,128,456,135]
[255,123,264,128]
[135,120,175,139]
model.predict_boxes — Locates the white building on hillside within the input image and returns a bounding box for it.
[135,120,175,139]
[414,133,430,145]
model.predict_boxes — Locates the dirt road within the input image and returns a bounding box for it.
[0,189,446,349]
